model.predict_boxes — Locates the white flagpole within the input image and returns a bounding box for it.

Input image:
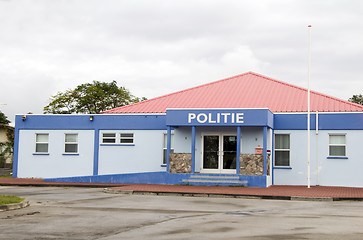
[307,25,312,188]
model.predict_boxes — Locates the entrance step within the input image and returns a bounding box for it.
[189,175,239,180]
[182,174,247,187]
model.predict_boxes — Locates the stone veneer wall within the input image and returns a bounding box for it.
[169,153,192,173]
[239,154,270,176]
[169,153,270,175]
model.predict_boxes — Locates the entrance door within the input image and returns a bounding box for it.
[201,133,237,174]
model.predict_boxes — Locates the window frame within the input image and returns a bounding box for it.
[35,133,49,153]
[328,134,346,158]
[64,133,79,154]
[102,133,117,144]
[274,134,290,167]
[120,133,134,145]
[100,132,135,146]
[162,133,174,165]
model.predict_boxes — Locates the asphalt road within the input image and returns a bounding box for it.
[1,186,363,240]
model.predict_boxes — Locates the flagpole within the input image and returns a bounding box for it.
[307,25,312,188]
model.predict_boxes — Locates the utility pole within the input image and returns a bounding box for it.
[307,25,312,189]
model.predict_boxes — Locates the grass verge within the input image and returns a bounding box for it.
[0,175,12,178]
[0,195,24,205]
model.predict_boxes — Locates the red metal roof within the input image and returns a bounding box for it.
[103,72,363,113]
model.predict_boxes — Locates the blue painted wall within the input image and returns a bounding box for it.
[44,172,267,187]
[15,114,167,130]
[167,109,273,127]
[274,113,363,130]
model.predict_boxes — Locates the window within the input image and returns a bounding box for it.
[163,134,174,164]
[65,134,78,153]
[329,134,346,157]
[102,133,116,143]
[274,134,290,167]
[100,132,135,145]
[120,133,134,144]
[35,134,49,153]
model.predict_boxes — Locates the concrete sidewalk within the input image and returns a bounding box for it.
[2,177,363,201]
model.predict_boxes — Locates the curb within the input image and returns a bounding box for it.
[0,200,30,212]
[103,189,339,201]
[0,182,126,188]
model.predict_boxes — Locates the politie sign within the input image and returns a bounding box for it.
[166,109,273,127]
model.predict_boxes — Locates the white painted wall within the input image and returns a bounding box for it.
[174,127,192,154]
[98,130,167,175]
[17,130,94,178]
[273,130,363,187]
[241,127,264,154]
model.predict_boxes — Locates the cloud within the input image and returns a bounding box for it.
[0,0,362,123]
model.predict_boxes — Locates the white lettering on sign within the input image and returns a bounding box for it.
[188,113,196,123]
[187,112,244,124]
[197,113,208,123]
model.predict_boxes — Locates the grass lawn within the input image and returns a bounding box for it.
[0,175,12,178]
[0,195,24,205]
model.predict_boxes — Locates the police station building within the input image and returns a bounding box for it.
[12,72,363,187]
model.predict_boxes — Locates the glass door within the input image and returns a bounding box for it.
[202,135,220,171]
[222,135,237,172]
[201,133,237,174]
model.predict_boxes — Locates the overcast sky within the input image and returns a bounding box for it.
[1,0,362,124]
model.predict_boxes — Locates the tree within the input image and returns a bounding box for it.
[0,111,10,125]
[0,111,14,169]
[348,94,363,105]
[44,81,146,114]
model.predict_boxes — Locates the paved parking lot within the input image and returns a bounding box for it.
[1,186,363,239]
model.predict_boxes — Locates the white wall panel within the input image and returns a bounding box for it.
[98,130,166,175]
[17,130,94,178]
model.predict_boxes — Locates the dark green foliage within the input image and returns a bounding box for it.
[43,80,146,114]
[0,111,10,125]
[348,94,363,105]
[0,111,14,169]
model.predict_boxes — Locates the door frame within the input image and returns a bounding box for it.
[200,132,240,174]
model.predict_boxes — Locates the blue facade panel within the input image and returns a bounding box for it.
[274,113,363,130]
[166,109,273,127]
[44,172,267,187]
[15,114,167,130]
